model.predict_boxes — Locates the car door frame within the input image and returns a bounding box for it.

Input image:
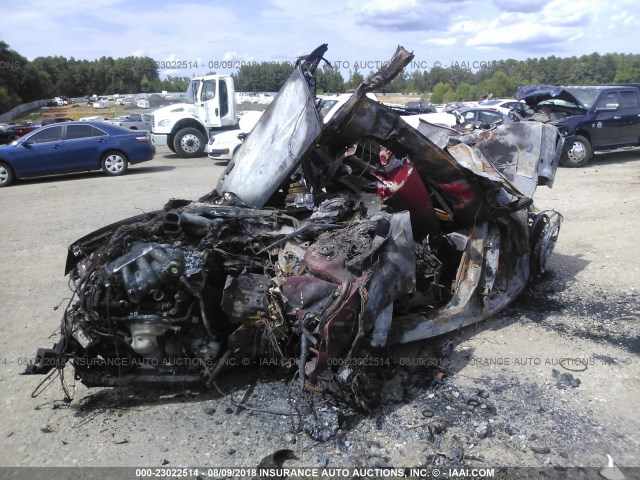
[618,89,640,145]
[62,123,110,172]
[198,78,222,128]
[9,125,66,178]
[590,91,628,148]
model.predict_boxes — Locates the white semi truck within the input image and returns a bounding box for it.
[151,75,237,158]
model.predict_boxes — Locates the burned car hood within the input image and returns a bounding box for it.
[516,85,584,108]
[214,66,323,208]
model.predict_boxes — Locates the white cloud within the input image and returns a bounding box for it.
[421,38,457,47]
[447,18,486,35]
[464,0,594,51]
[609,10,638,28]
[493,0,550,13]
[466,22,580,51]
[357,0,460,32]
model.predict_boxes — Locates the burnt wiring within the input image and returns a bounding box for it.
[105,283,123,400]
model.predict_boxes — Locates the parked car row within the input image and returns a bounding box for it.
[207,96,516,164]
[0,122,156,187]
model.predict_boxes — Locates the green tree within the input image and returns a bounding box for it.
[346,67,364,91]
[316,65,344,94]
[233,62,294,91]
[0,40,29,109]
[614,54,640,83]
[0,86,20,113]
[140,74,152,92]
[407,70,428,94]
[425,66,452,91]
[478,71,517,98]
[431,82,455,103]
[455,82,479,101]
[385,71,408,93]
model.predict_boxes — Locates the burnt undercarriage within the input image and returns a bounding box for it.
[25,45,563,411]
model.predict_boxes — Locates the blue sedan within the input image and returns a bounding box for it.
[0,121,156,187]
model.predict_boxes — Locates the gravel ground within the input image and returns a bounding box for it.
[0,146,638,476]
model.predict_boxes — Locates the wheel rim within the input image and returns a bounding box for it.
[567,141,586,163]
[180,134,201,154]
[104,154,125,173]
[0,165,9,185]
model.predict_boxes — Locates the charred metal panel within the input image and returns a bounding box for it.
[386,213,531,345]
[332,98,465,185]
[474,122,563,194]
[414,119,460,149]
[445,144,503,185]
[322,46,415,139]
[363,211,416,347]
[215,67,323,208]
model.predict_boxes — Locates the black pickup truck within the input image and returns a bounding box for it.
[517,84,640,167]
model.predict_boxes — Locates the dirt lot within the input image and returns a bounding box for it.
[0,146,638,475]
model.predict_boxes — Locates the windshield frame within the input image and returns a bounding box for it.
[185,79,201,104]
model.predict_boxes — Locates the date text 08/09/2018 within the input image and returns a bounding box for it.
[134,467,496,478]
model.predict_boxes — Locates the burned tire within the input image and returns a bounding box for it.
[173,128,205,158]
[0,161,15,187]
[101,151,129,176]
[530,211,563,275]
[561,134,592,167]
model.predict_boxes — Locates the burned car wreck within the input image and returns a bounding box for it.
[25,45,563,410]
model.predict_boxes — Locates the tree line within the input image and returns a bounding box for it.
[0,41,190,112]
[2,39,640,113]
[387,53,640,103]
[233,52,639,102]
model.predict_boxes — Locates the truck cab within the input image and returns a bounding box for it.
[517,84,640,167]
[151,75,237,157]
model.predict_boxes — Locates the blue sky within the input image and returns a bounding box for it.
[2,0,639,78]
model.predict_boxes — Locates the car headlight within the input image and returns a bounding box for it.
[158,119,172,127]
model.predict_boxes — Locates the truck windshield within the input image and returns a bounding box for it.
[565,88,600,108]
[185,80,200,104]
